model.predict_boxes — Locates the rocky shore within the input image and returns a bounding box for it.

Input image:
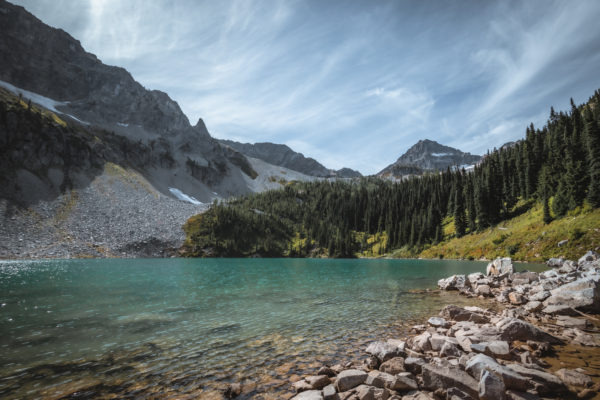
[282,251,600,400]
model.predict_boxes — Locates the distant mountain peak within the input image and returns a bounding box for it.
[377,139,481,178]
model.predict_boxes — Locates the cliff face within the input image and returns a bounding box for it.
[378,139,481,178]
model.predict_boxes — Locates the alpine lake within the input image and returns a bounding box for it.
[0,258,547,399]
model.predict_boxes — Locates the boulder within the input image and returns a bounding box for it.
[529,290,550,302]
[465,354,529,391]
[523,301,543,313]
[579,250,600,265]
[475,284,491,296]
[427,317,449,328]
[323,384,338,400]
[365,341,403,363]
[318,366,337,377]
[335,370,367,392]
[497,318,562,344]
[401,392,436,400]
[440,341,462,358]
[404,357,426,375]
[379,357,405,375]
[293,380,314,392]
[421,364,479,399]
[390,372,418,391]
[505,390,542,400]
[479,369,506,400]
[438,274,467,290]
[543,277,600,313]
[505,364,567,395]
[555,368,593,388]
[410,332,432,352]
[467,272,485,286]
[487,257,514,276]
[355,384,375,400]
[292,390,324,400]
[555,315,589,329]
[305,375,331,390]
[440,305,489,323]
[429,334,458,352]
[470,340,510,359]
[508,292,526,305]
[365,371,387,388]
[547,257,565,268]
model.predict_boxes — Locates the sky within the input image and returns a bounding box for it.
[12,0,600,174]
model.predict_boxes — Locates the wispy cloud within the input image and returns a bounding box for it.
[12,0,600,174]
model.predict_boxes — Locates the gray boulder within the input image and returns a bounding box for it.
[441,305,489,323]
[365,341,403,362]
[505,363,567,395]
[555,368,593,388]
[497,318,562,344]
[547,257,565,268]
[487,257,514,276]
[322,384,337,400]
[465,354,529,391]
[292,390,324,400]
[470,340,510,359]
[335,369,367,392]
[379,357,405,375]
[427,316,450,328]
[479,370,506,400]
[579,250,599,265]
[421,364,479,399]
[438,274,467,290]
[542,277,600,313]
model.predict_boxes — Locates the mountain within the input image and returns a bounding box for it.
[219,139,362,178]
[0,0,321,258]
[377,139,481,178]
[0,0,263,205]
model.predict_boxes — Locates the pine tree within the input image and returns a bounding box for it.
[454,173,466,237]
[585,111,600,207]
[543,196,552,224]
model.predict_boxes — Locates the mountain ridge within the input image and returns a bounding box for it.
[219,139,362,178]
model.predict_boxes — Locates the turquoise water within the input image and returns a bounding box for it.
[0,258,543,399]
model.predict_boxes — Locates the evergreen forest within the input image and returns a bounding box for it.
[182,90,600,258]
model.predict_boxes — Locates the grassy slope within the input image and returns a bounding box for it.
[396,201,600,262]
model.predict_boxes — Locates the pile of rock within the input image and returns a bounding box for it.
[286,251,600,400]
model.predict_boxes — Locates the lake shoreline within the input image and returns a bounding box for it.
[281,251,600,400]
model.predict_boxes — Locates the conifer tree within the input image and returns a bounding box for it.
[586,111,600,207]
[454,173,466,237]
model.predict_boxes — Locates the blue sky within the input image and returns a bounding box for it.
[13,0,600,174]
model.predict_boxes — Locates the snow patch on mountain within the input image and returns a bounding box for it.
[168,188,203,205]
[0,79,89,124]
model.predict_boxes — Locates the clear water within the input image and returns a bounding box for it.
[0,258,544,399]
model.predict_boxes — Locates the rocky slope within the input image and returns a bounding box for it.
[219,139,362,178]
[282,251,600,399]
[378,139,481,178]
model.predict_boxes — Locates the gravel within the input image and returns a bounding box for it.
[0,168,207,259]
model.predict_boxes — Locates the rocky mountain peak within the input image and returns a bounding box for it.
[377,139,481,178]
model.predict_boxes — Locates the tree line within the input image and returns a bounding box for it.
[183,89,600,257]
